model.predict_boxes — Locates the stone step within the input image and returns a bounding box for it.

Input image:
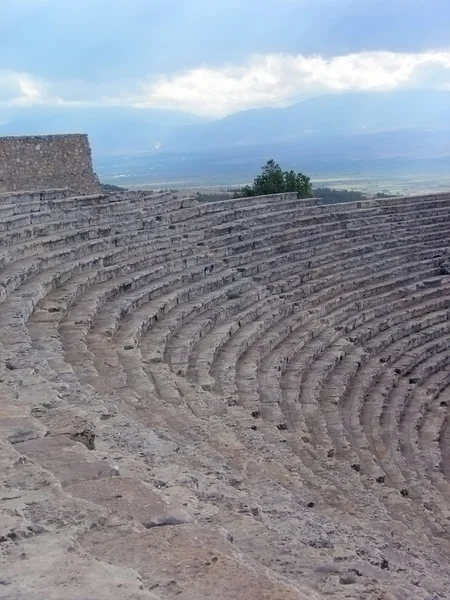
[14,436,119,486]
[81,522,316,600]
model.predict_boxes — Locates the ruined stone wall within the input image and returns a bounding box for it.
[0,134,101,195]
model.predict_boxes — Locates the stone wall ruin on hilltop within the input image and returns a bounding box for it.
[0,133,101,195]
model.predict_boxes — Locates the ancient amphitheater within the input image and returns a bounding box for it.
[1,142,450,599]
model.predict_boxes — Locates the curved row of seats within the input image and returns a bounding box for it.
[2,187,450,599]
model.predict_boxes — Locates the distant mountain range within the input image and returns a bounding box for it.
[163,90,450,152]
[1,90,449,159]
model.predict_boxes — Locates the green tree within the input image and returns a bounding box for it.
[234,160,313,199]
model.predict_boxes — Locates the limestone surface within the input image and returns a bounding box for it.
[1,187,450,599]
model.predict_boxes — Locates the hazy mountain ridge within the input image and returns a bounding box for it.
[163,90,450,152]
[1,90,449,158]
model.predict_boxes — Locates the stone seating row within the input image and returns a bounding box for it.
[2,189,450,599]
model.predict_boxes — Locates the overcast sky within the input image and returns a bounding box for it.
[1,0,450,115]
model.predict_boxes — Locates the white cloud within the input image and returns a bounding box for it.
[140,51,450,115]
[2,50,450,115]
[0,70,48,105]
[0,70,120,108]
